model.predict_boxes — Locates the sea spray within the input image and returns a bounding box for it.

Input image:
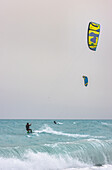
[0,151,89,170]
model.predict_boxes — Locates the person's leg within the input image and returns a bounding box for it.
[29,129,32,133]
[27,129,31,133]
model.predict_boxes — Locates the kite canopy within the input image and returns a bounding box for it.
[83,76,88,87]
[87,22,100,51]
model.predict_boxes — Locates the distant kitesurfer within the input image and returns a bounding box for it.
[26,123,32,133]
[54,121,57,124]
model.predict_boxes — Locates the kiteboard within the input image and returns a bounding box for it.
[27,130,32,133]
[27,131,32,134]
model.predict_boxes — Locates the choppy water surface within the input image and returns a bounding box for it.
[0,119,112,170]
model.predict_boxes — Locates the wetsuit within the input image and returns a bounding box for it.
[26,123,32,132]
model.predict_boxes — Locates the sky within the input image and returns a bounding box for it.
[0,0,112,119]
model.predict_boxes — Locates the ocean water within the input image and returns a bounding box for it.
[0,119,112,170]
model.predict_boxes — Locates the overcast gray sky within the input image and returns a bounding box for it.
[0,0,112,119]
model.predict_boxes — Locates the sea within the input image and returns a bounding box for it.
[0,119,112,170]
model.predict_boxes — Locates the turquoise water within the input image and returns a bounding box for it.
[0,119,112,170]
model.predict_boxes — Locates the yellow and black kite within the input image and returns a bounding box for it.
[87,22,100,51]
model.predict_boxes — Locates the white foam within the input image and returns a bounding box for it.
[101,122,112,126]
[34,124,89,138]
[73,122,76,124]
[0,151,88,170]
[1,152,112,170]
[63,164,112,170]
[0,146,112,170]
[44,141,76,147]
[57,122,63,125]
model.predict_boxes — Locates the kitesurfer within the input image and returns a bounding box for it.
[26,123,32,133]
[54,121,57,124]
